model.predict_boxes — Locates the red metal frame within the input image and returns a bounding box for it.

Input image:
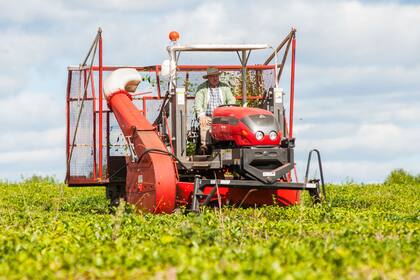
[287,33,297,182]
[65,71,72,182]
[106,111,110,178]
[90,71,97,179]
[89,64,277,71]
[289,35,296,139]
[66,51,297,186]
[155,67,161,98]
[98,34,103,180]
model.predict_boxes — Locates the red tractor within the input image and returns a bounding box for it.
[65,29,325,213]
[212,106,282,147]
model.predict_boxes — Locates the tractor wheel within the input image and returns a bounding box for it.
[106,184,126,212]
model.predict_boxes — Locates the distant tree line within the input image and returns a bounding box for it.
[384,169,420,185]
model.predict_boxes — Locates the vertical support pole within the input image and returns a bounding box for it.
[241,50,247,107]
[65,70,72,182]
[192,175,201,212]
[288,30,297,182]
[143,97,147,116]
[169,49,176,95]
[98,28,103,179]
[168,48,176,154]
[83,70,87,98]
[91,72,97,179]
[169,48,186,159]
[106,111,110,178]
[155,66,161,98]
[289,34,296,139]
[256,70,262,95]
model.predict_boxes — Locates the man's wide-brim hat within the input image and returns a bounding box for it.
[203,67,222,79]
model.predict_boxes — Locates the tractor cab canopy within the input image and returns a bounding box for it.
[164,43,280,105]
[168,44,271,51]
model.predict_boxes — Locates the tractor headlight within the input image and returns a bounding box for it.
[269,131,277,140]
[255,131,264,141]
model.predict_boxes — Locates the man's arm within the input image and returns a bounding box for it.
[223,86,237,105]
[194,87,209,128]
[194,86,206,118]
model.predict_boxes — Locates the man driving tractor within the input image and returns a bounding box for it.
[194,67,236,154]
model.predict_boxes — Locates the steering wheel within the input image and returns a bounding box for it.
[218,104,239,108]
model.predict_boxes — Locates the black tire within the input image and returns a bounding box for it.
[107,184,126,212]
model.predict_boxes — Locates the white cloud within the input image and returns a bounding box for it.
[0,0,88,23]
[0,127,64,152]
[0,91,62,131]
[297,155,420,183]
[0,0,420,182]
[0,75,24,95]
[298,122,420,153]
[296,65,420,96]
[294,88,420,126]
[0,147,62,164]
[0,147,65,182]
[291,1,420,66]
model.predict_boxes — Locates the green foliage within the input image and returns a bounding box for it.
[232,70,264,107]
[21,175,57,184]
[186,141,196,156]
[0,177,419,279]
[384,168,420,185]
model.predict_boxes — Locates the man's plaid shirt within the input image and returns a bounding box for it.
[205,87,222,116]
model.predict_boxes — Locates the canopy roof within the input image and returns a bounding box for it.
[168,44,271,52]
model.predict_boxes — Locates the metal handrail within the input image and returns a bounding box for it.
[304,149,326,200]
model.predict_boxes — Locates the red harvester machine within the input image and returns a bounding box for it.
[66,28,325,213]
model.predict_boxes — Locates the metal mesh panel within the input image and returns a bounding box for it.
[262,68,276,90]
[68,69,95,179]
[138,71,161,97]
[95,110,109,177]
[109,112,128,157]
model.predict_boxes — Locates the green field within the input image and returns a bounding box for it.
[0,175,419,279]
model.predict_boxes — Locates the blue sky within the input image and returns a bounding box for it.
[0,0,419,183]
